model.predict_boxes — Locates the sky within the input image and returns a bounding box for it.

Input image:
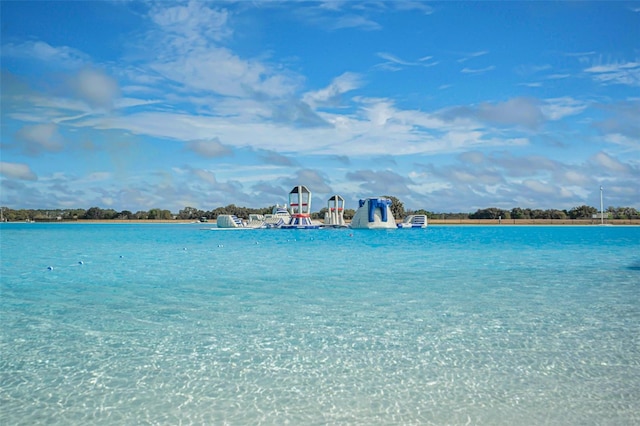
[1,1,639,214]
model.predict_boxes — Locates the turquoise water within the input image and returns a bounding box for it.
[1,223,639,425]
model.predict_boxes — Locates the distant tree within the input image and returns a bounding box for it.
[568,205,597,219]
[549,209,567,219]
[511,207,526,219]
[469,208,510,219]
[84,207,103,220]
[177,206,199,220]
[382,195,405,219]
[101,209,118,219]
[148,208,172,220]
[412,209,435,218]
[64,209,86,219]
[608,206,640,219]
[133,210,148,219]
[343,209,356,220]
[313,207,328,220]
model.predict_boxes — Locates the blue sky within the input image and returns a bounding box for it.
[1,1,639,213]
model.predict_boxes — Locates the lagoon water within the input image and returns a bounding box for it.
[1,223,639,425]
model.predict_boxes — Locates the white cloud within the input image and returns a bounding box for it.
[0,162,38,181]
[461,66,496,74]
[15,123,64,155]
[604,133,640,150]
[563,170,590,185]
[541,97,588,120]
[585,61,640,87]
[393,2,434,14]
[72,68,121,110]
[375,52,438,71]
[150,44,300,99]
[521,180,566,200]
[330,15,381,31]
[302,73,362,107]
[377,52,415,66]
[591,152,630,173]
[192,168,217,185]
[477,98,544,129]
[0,41,88,68]
[457,51,488,63]
[137,2,303,100]
[186,138,232,158]
[150,1,231,41]
[86,172,112,182]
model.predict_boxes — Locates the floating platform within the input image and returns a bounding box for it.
[350,197,396,229]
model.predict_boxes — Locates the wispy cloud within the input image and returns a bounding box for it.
[141,3,303,100]
[457,50,488,63]
[547,73,571,80]
[377,52,416,67]
[331,14,381,31]
[393,1,434,15]
[584,61,640,87]
[375,52,438,71]
[540,97,588,121]
[515,64,552,76]
[461,65,495,74]
[302,72,362,108]
[0,41,89,69]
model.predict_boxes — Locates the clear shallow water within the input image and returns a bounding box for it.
[1,223,639,425]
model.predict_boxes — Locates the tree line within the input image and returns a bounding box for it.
[1,200,638,222]
[465,205,639,220]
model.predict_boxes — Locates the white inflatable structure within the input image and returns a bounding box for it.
[397,214,428,228]
[350,197,397,229]
[263,204,291,228]
[280,185,320,229]
[324,195,347,227]
[216,214,245,228]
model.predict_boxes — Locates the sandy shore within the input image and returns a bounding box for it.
[15,218,640,225]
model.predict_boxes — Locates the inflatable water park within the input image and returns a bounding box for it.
[215,185,427,230]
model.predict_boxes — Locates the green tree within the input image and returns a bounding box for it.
[343,208,356,220]
[313,207,328,220]
[177,206,199,220]
[102,209,118,219]
[511,207,526,219]
[549,209,567,219]
[148,209,173,220]
[382,195,405,219]
[568,205,597,219]
[470,208,510,219]
[84,207,103,220]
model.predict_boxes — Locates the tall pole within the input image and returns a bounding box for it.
[600,185,604,225]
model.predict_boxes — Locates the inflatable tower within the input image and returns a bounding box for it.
[349,197,396,229]
[281,185,319,229]
[324,195,347,227]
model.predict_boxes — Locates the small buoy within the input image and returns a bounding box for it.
[78,261,84,265]
[47,266,54,270]
[119,255,124,258]
[183,247,187,251]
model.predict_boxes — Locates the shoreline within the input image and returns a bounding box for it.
[3,218,639,226]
